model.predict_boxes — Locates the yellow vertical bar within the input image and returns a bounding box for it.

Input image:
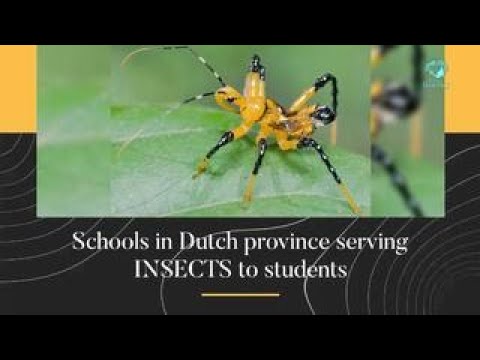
[0,45,36,133]
[445,45,480,133]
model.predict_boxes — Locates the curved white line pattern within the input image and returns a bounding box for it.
[376,142,480,315]
[427,269,480,315]
[303,218,358,315]
[0,218,43,229]
[0,135,132,286]
[418,245,480,314]
[367,219,410,315]
[2,132,480,315]
[0,166,35,188]
[345,219,388,315]
[424,256,480,314]
[0,204,35,214]
[1,219,75,244]
[446,144,480,162]
[0,220,103,262]
[400,146,480,314]
[0,134,22,158]
[0,219,134,284]
[0,187,35,201]
[381,219,414,314]
[410,215,480,313]
[0,137,34,175]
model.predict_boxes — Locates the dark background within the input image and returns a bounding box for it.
[0,133,479,314]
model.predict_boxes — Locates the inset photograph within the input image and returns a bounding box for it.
[370,45,445,217]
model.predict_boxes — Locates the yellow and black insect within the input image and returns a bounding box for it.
[370,45,424,216]
[121,46,361,215]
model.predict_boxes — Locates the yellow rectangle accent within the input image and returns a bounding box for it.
[445,45,480,133]
[0,45,36,133]
[201,293,280,298]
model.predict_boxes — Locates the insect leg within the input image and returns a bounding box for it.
[372,143,424,216]
[289,73,338,115]
[316,73,338,114]
[298,138,362,215]
[243,138,268,204]
[371,45,399,67]
[192,116,258,180]
[192,131,234,179]
[250,54,267,80]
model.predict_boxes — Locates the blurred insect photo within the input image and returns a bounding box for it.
[111,45,371,217]
[370,45,445,217]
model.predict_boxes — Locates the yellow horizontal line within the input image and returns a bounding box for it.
[201,293,281,298]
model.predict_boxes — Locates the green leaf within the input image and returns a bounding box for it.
[37,83,110,217]
[37,45,111,217]
[372,153,445,217]
[111,105,371,217]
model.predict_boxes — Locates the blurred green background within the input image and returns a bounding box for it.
[372,45,445,217]
[37,45,110,217]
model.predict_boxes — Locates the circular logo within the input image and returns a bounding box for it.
[425,59,447,79]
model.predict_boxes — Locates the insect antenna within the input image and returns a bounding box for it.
[116,91,216,157]
[117,45,224,157]
[299,138,362,215]
[160,91,216,115]
[120,45,226,87]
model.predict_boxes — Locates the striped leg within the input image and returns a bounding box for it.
[193,116,258,180]
[315,73,339,115]
[243,139,268,204]
[193,131,235,179]
[298,138,361,215]
[121,45,226,110]
[372,143,424,217]
[118,46,226,157]
[289,73,338,115]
